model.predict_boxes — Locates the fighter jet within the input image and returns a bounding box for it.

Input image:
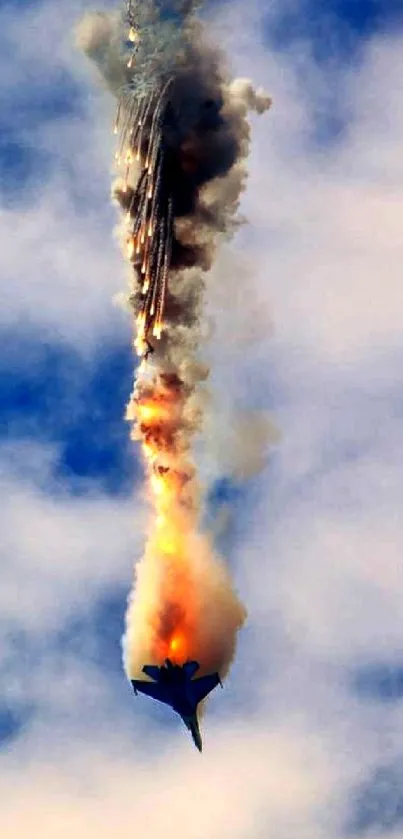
[131,658,222,751]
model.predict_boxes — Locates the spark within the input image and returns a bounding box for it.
[113,73,174,355]
[127,238,135,259]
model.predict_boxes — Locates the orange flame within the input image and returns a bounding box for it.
[124,365,203,667]
[168,633,187,663]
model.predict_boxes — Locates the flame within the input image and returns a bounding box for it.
[116,68,253,684]
[136,312,146,337]
[123,358,203,668]
[134,337,146,357]
[156,526,182,557]
[127,238,135,260]
[168,633,187,662]
[150,471,169,499]
[142,441,157,460]
[137,401,169,424]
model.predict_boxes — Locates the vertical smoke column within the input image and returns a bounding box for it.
[77,0,271,683]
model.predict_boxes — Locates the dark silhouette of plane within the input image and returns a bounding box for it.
[131,658,222,751]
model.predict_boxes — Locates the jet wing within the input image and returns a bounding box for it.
[190,673,221,705]
[142,664,162,681]
[131,680,171,707]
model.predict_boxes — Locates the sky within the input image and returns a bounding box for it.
[1,0,403,836]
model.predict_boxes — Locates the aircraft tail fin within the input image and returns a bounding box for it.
[183,660,199,678]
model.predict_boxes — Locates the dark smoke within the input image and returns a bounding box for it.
[77,1,271,686]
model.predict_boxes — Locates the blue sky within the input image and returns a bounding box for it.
[2,0,403,836]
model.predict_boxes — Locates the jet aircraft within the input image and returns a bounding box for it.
[131,658,222,751]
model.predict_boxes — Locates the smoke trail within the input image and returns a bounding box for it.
[78,0,270,684]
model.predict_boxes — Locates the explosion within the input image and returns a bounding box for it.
[78,0,271,685]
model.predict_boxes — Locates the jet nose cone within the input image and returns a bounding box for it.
[182,714,203,752]
[193,722,203,752]
[192,728,202,752]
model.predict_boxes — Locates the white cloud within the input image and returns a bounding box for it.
[205,13,403,364]
[0,441,142,633]
[0,718,341,839]
[0,0,129,345]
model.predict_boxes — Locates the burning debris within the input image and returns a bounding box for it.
[78,0,271,743]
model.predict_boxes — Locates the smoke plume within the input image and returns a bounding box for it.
[78,0,271,685]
